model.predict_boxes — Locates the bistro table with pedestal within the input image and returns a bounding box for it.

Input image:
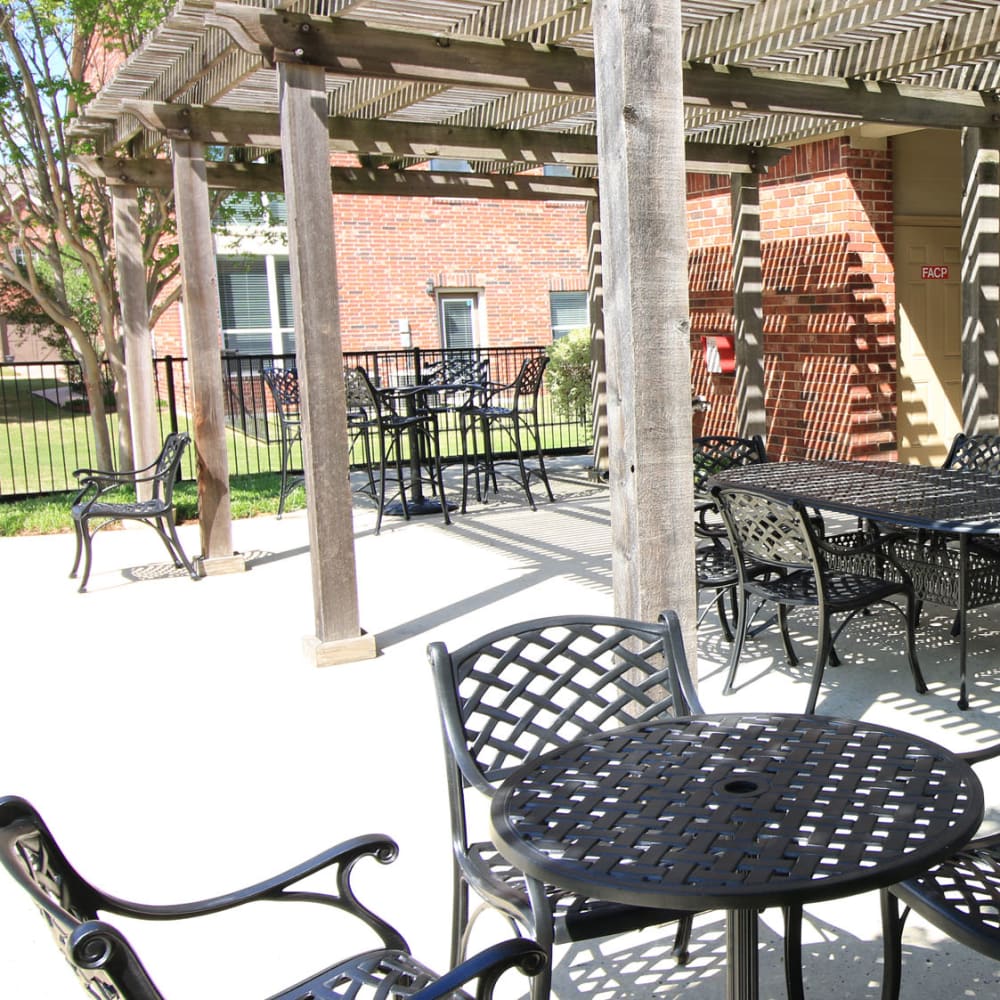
[489,713,982,1000]
[708,460,1000,709]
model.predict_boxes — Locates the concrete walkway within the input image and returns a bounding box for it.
[2,459,999,998]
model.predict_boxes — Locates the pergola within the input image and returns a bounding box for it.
[75,0,1000,665]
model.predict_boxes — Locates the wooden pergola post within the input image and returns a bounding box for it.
[171,139,244,576]
[588,200,609,478]
[110,183,160,495]
[592,0,696,640]
[732,172,767,442]
[961,126,1000,435]
[277,59,376,665]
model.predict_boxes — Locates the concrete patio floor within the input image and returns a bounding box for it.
[2,457,1000,999]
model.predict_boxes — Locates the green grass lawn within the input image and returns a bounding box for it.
[0,472,305,537]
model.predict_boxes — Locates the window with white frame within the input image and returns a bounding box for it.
[438,292,480,349]
[216,254,294,356]
[549,290,588,339]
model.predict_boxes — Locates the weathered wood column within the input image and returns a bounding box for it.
[961,127,1000,435]
[588,200,609,477]
[111,183,160,495]
[172,139,244,576]
[732,172,767,442]
[277,59,376,665]
[592,0,696,643]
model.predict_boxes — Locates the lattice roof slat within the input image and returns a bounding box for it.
[77,0,1000,161]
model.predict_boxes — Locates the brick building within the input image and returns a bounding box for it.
[153,131,957,466]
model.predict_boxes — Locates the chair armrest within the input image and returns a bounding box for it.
[413,939,547,1000]
[100,834,407,950]
[960,741,1000,766]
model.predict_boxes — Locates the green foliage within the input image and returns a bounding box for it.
[545,328,592,424]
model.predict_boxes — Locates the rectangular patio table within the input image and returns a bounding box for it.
[489,712,983,1000]
[708,459,1000,709]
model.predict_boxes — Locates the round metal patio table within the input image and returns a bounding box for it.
[489,713,983,1000]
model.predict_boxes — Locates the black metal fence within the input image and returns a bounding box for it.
[0,347,592,500]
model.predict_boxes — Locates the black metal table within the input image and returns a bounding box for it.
[380,382,479,516]
[489,713,982,1000]
[710,460,1000,709]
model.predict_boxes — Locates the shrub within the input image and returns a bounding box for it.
[545,328,592,424]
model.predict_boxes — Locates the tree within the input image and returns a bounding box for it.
[0,0,176,470]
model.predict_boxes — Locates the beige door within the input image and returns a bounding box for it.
[896,224,962,464]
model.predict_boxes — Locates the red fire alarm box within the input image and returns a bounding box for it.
[702,335,735,375]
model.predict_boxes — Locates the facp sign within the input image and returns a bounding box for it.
[921,265,950,279]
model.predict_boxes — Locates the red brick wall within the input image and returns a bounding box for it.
[688,137,898,461]
[152,192,588,356]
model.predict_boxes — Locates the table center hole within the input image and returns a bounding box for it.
[722,777,763,796]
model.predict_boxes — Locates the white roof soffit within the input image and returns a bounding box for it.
[76,0,1000,170]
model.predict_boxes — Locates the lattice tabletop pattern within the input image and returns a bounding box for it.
[710,461,1000,534]
[490,714,983,912]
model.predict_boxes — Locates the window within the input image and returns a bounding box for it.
[549,291,588,340]
[217,255,294,357]
[438,293,480,349]
[429,158,472,172]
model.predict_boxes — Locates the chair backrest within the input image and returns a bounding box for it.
[151,433,190,504]
[344,366,376,419]
[712,485,817,574]
[263,367,301,423]
[428,612,701,800]
[421,355,489,387]
[943,433,1000,473]
[692,435,768,499]
[0,796,165,1000]
[510,354,548,411]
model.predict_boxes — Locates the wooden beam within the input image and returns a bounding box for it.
[683,62,1000,131]
[277,59,374,661]
[204,4,1000,131]
[211,3,596,96]
[76,155,601,198]
[127,101,601,164]
[593,0,696,636]
[171,138,242,575]
[732,172,767,442]
[110,186,161,488]
[961,127,1000,435]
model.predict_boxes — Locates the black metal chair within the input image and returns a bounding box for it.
[712,484,926,713]
[880,740,1000,999]
[0,795,546,1000]
[692,435,768,638]
[458,354,554,512]
[428,612,699,1000]
[420,355,490,413]
[351,366,451,534]
[886,431,1000,635]
[343,365,378,500]
[262,367,305,518]
[69,432,198,593]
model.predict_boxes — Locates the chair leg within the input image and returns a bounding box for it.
[716,588,735,642]
[77,522,95,593]
[277,432,290,519]
[778,605,799,666]
[782,903,805,1000]
[804,616,833,714]
[161,517,199,580]
[450,866,470,968]
[672,914,693,965]
[459,413,475,514]
[722,592,753,695]
[69,519,84,579]
[529,412,554,503]
[905,594,928,694]
[879,889,905,1000]
[510,417,537,511]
